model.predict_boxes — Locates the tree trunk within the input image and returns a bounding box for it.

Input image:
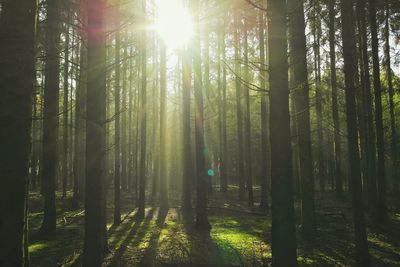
[357,0,377,216]
[384,5,398,194]
[41,0,61,232]
[340,0,370,265]
[234,8,245,200]
[113,0,121,225]
[159,42,169,209]
[288,0,316,238]
[193,0,210,231]
[83,0,108,264]
[62,17,70,198]
[0,0,37,265]
[369,0,387,223]
[243,19,253,206]
[259,9,269,210]
[137,0,147,219]
[181,46,192,213]
[268,0,298,266]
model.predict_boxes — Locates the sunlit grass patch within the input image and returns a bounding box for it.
[209,215,271,265]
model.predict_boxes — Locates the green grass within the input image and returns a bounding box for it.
[27,189,400,266]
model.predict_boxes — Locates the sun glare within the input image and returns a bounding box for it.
[155,0,193,49]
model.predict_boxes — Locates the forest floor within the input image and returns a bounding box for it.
[28,186,400,266]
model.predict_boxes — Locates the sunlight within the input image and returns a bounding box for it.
[154,0,193,49]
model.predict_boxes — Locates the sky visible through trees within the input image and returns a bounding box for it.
[1,0,400,266]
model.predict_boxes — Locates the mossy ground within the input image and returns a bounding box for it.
[28,187,400,266]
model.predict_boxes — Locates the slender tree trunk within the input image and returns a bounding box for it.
[193,0,210,231]
[41,0,61,232]
[0,0,37,265]
[384,5,398,194]
[234,9,245,200]
[288,0,316,238]
[121,34,128,191]
[113,1,121,225]
[73,25,87,208]
[62,18,70,198]
[328,0,343,196]
[159,42,169,209]
[181,46,192,213]
[259,9,270,210]
[369,0,387,223]
[340,0,370,265]
[268,0,298,266]
[137,0,147,219]
[358,0,377,216]
[243,19,253,206]
[83,0,108,264]
[311,0,325,192]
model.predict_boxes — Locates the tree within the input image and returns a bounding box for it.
[41,0,61,232]
[258,8,269,211]
[137,0,147,219]
[340,0,370,265]
[234,7,245,200]
[181,44,192,213]
[193,0,211,231]
[288,0,316,238]
[0,0,38,265]
[62,14,70,198]
[267,0,298,266]
[328,0,343,196]
[384,4,398,194]
[114,0,122,225]
[83,0,108,264]
[159,41,169,209]
[369,0,387,223]
[242,17,254,206]
[357,0,377,215]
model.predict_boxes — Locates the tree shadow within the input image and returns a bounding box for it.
[106,208,155,266]
[139,207,170,266]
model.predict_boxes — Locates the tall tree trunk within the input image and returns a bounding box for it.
[268,0,298,266]
[384,5,398,194]
[73,23,87,208]
[83,0,108,264]
[369,0,387,223]
[288,0,316,238]
[218,14,228,194]
[357,0,377,216]
[181,46,192,213]
[121,34,129,191]
[0,0,37,265]
[243,19,253,206]
[62,17,70,198]
[159,42,168,209]
[193,0,210,231]
[234,8,245,200]
[259,9,269,210]
[41,0,61,232]
[137,0,147,219]
[312,0,325,192]
[113,0,121,225]
[340,0,370,265]
[328,0,343,196]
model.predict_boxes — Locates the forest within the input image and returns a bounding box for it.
[1,0,400,266]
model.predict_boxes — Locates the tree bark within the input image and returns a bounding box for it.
[288,0,316,238]
[83,0,108,264]
[340,0,370,265]
[41,0,61,232]
[0,0,37,265]
[369,0,387,223]
[268,0,298,266]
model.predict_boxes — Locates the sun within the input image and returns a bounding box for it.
[154,0,193,49]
